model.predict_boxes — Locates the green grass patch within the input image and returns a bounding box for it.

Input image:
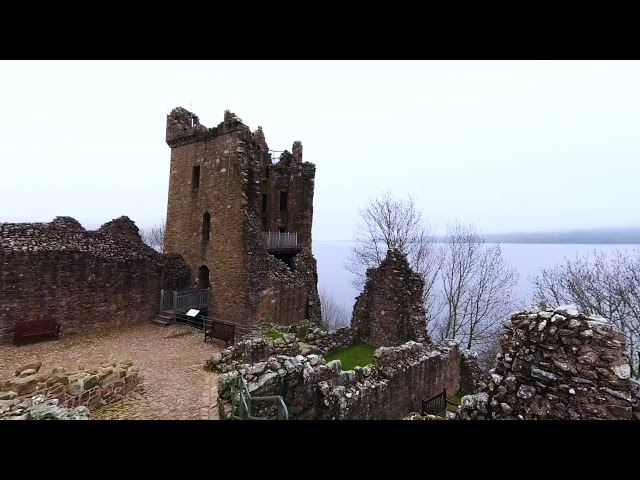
[264,330,283,340]
[447,389,464,412]
[324,342,377,371]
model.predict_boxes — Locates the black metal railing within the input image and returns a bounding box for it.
[173,311,263,341]
[421,389,459,417]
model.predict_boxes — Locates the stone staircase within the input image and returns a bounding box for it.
[151,308,174,327]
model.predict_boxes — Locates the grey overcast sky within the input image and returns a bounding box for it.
[1,60,639,241]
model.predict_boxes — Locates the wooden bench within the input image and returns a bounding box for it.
[204,320,235,347]
[421,389,458,417]
[14,318,61,345]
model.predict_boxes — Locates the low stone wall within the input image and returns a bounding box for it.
[302,325,357,354]
[0,394,91,420]
[208,323,359,373]
[208,334,302,373]
[216,339,462,420]
[0,360,143,419]
[460,305,640,420]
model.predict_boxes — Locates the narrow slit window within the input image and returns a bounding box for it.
[202,212,211,242]
[279,191,288,212]
[261,194,267,213]
[192,166,201,189]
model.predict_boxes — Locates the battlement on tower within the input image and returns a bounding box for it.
[166,108,249,148]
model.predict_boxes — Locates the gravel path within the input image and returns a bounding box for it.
[0,321,222,420]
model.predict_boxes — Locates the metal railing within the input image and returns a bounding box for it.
[173,311,263,341]
[262,231,298,249]
[421,389,458,417]
[267,150,284,163]
[201,315,262,341]
[230,375,289,420]
[160,288,210,321]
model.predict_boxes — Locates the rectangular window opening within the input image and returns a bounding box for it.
[192,166,201,189]
[202,212,211,243]
[261,193,267,213]
[279,191,288,212]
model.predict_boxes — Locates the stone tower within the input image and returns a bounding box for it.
[163,107,321,327]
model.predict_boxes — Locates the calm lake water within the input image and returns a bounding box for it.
[313,242,640,315]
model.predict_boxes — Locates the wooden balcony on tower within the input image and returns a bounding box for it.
[263,231,301,253]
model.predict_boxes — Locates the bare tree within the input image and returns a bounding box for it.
[343,192,519,356]
[141,218,166,253]
[475,329,504,373]
[432,221,519,351]
[344,190,443,324]
[531,248,640,377]
[319,288,350,332]
[622,248,640,341]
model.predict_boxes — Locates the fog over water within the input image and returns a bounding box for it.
[313,242,640,318]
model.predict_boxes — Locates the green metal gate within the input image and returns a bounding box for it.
[229,375,289,420]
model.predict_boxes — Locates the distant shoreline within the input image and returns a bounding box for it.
[482,230,640,244]
[483,239,640,244]
[315,239,640,244]
[315,227,640,245]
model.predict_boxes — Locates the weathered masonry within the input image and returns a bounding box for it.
[163,108,321,327]
[0,216,190,344]
[351,248,429,347]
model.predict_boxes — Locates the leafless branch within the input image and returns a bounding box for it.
[432,222,518,351]
[530,247,640,377]
[343,190,443,326]
[319,288,350,332]
[141,218,166,253]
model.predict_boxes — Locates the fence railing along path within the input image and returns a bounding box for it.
[160,287,210,322]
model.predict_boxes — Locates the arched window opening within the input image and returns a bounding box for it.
[198,265,210,290]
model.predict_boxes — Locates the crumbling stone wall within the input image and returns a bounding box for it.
[460,349,484,394]
[216,340,462,420]
[460,305,640,420]
[0,394,90,420]
[302,324,357,354]
[163,108,320,327]
[351,248,428,347]
[248,247,321,326]
[162,253,192,291]
[258,142,315,248]
[0,216,190,343]
[0,360,142,419]
[208,335,303,373]
[208,323,358,373]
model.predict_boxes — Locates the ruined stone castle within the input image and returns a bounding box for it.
[0,107,320,343]
[163,107,321,327]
